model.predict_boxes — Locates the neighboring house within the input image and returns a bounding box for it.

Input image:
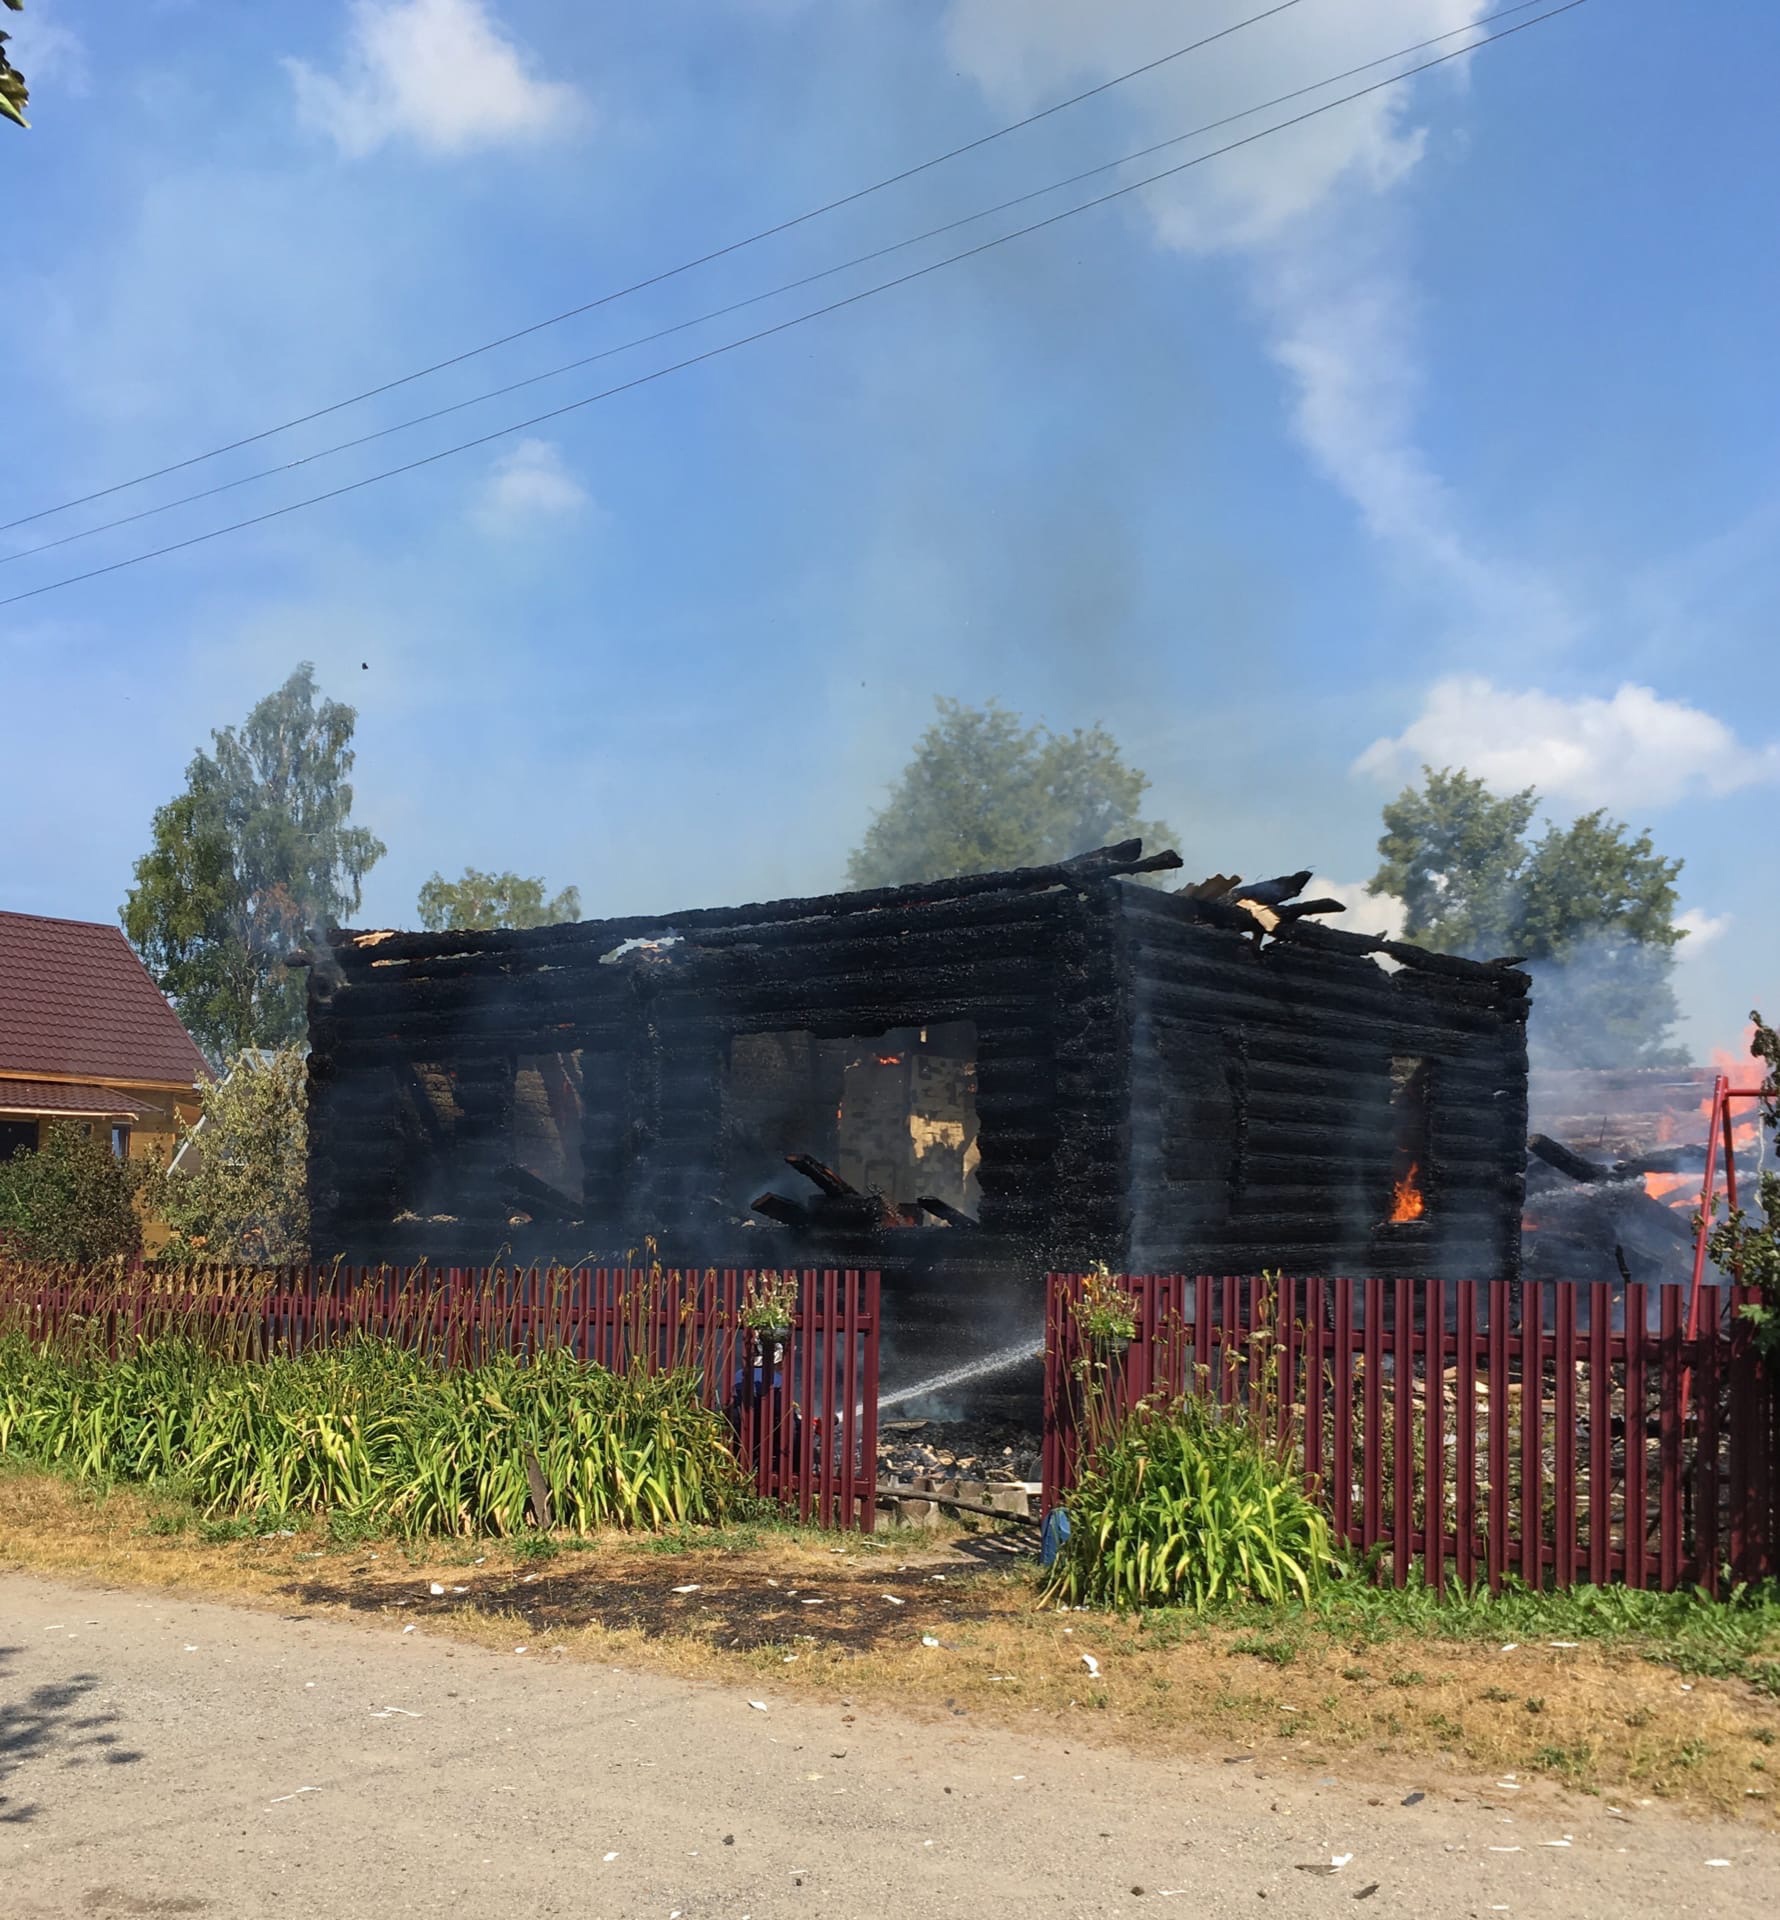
[0,912,210,1198]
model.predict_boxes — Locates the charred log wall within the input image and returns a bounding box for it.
[306,876,1129,1268]
[1117,888,1529,1278]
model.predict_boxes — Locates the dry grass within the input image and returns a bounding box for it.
[4,1458,1777,1822]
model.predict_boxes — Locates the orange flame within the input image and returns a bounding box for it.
[1390,1162,1425,1224]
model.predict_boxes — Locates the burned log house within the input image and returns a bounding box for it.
[301,842,1529,1283]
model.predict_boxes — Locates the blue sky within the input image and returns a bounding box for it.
[3,0,1774,1060]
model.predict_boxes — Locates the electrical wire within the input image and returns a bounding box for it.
[0,0,1312,535]
[0,1,1587,611]
[0,0,1559,571]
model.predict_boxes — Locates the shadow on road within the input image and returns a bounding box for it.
[0,1644,144,1825]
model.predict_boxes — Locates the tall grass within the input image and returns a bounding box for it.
[0,1332,744,1536]
[1044,1395,1338,1612]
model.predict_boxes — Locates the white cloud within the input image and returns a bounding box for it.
[944,0,1485,252]
[1675,908,1731,955]
[473,438,592,533]
[287,0,584,158]
[1354,678,1780,812]
[943,2,1574,643]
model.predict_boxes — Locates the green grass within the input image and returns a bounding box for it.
[0,1331,745,1537]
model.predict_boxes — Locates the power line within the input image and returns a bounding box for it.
[0,1,1557,571]
[1,0,1312,536]
[0,2,1587,612]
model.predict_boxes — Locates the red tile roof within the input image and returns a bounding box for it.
[0,911,211,1086]
[0,1079,146,1117]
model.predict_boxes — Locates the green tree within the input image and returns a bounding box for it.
[0,1123,149,1264]
[1706,1012,1780,1363]
[123,664,385,1062]
[847,699,1176,889]
[416,868,581,932]
[1368,765,1687,1066]
[1,1,29,132]
[159,1046,309,1265]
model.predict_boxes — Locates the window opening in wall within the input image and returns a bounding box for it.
[1386,1055,1431,1224]
[389,1051,609,1229]
[724,1021,980,1229]
[506,1051,585,1223]
[110,1124,131,1161]
[0,1118,39,1162]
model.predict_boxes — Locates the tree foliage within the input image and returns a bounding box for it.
[123,665,385,1063]
[1368,766,1687,1068]
[416,868,581,932]
[846,699,1177,890]
[0,1123,149,1264]
[158,1046,310,1266]
[1706,1013,1780,1365]
[1,1,29,132]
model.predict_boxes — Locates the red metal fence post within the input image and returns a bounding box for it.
[1423,1278,1445,1594]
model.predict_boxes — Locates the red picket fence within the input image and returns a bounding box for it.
[0,1261,881,1532]
[1044,1273,1780,1594]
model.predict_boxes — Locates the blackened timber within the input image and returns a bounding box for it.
[308,839,1526,1282]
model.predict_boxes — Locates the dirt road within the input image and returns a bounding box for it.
[1,1572,1770,1919]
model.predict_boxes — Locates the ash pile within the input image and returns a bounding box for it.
[1520,1131,1765,1288]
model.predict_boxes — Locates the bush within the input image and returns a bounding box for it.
[158,1045,308,1265]
[1043,1397,1337,1612]
[0,1334,744,1536]
[0,1122,149,1264]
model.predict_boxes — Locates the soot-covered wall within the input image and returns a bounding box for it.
[303,844,1528,1280]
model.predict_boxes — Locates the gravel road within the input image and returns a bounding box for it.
[1,1572,1771,1918]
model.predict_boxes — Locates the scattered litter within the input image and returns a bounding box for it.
[44,1624,63,1631]
[603,1852,618,1863]
[522,1574,539,1584]
[1081,1654,1100,1676]
[929,1574,947,1582]
[514,1647,529,1655]
[1540,1837,1573,1848]
[1487,1846,1523,1854]
[1705,1860,1730,1868]
[749,1700,769,1712]
[801,1599,825,1607]
[305,1682,315,1689]
[1678,1683,1693,1693]
[1012,1775,1025,1781]
[1500,1644,1519,1654]
[766,1578,780,1588]
[1278,1705,1298,1714]
[183,1644,198,1652]
[921,1635,940,1648]
[402,1625,417,1635]
[782,1657,796,1664]
[370,1706,422,1719]
[1547,1641,1580,1649]
[881,1595,904,1606]
[451,1586,467,1595]
[429,1583,445,1596]
[1332,1855,1352,1870]
[672,1584,701,1595]
[1402,1792,1425,1807]
[1495,1781,1522,1792]
[268,1787,321,1805]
